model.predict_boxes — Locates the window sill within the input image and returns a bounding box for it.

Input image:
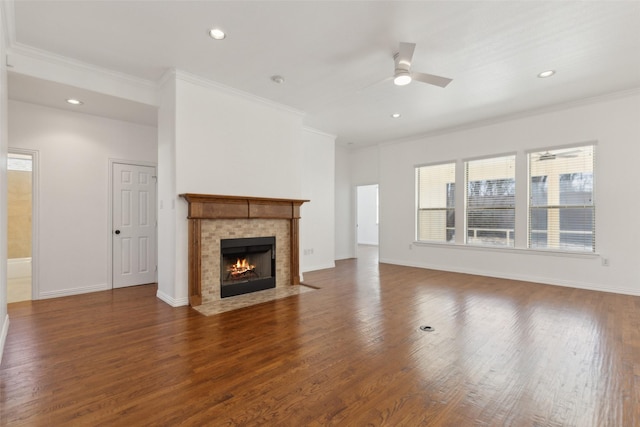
[412,241,600,259]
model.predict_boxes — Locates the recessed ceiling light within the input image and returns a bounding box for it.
[391,113,401,118]
[66,98,83,105]
[209,28,226,40]
[537,70,556,78]
[271,75,285,84]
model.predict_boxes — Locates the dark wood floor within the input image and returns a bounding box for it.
[1,250,638,426]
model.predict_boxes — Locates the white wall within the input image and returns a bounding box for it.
[300,127,335,273]
[357,184,378,245]
[370,92,640,295]
[174,74,304,198]
[351,145,379,186]
[1,4,10,364]
[156,74,181,306]
[334,145,379,260]
[334,146,354,260]
[157,72,319,304]
[8,100,157,298]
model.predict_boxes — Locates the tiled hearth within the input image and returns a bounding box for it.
[193,285,316,316]
[180,194,308,307]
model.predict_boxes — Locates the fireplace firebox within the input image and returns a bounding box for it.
[220,236,276,298]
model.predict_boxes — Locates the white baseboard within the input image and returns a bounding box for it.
[302,262,336,273]
[7,258,31,279]
[379,257,640,297]
[156,290,189,307]
[38,283,110,299]
[0,314,9,366]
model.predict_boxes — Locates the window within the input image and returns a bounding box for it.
[528,145,595,252]
[416,162,456,242]
[465,155,516,247]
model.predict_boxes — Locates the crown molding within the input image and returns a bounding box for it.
[168,68,305,117]
[8,42,156,90]
[378,87,640,149]
[302,126,336,140]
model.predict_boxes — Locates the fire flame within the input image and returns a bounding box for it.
[229,258,255,276]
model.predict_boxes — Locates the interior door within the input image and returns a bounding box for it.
[112,163,157,288]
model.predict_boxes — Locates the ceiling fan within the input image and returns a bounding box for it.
[392,42,453,88]
[532,149,581,161]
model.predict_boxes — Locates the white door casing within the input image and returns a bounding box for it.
[112,163,156,288]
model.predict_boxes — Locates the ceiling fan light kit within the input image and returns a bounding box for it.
[391,42,453,88]
[393,71,412,86]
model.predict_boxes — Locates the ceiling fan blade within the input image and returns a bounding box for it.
[411,71,453,88]
[357,76,393,93]
[396,42,416,68]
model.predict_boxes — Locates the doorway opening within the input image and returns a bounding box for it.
[356,184,379,261]
[7,150,36,302]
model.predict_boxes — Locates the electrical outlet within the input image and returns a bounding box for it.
[601,258,610,267]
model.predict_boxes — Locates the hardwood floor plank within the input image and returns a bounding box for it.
[1,255,639,426]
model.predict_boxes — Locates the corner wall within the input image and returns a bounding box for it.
[373,92,640,295]
[8,101,157,298]
[300,127,335,273]
[157,72,313,305]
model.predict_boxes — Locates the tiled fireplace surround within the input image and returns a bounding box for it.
[180,194,308,306]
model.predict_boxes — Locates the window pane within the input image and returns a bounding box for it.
[528,145,595,252]
[465,155,516,247]
[560,173,593,205]
[416,163,456,242]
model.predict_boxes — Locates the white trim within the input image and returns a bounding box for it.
[108,159,158,289]
[462,151,518,164]
[6,43,157,106]
[7,147,39,300]
[415,159,457,169]
[8,42,155,90]
[168,68,305,117]
[301,262,336,273]
[412,240,600,259]
[156,289,188,307]
[302,126,337,139]
[0,314,9,366]
[38,283,110,299]
[525,140,598,156]
[379,257,639,297]
[379,87,640,149]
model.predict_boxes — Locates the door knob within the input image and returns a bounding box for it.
[115,230,121,235]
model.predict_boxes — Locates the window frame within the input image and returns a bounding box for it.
[526,143,596,253]
[415,161,457,244]
[412,143,598,258]
[463,153,517,248]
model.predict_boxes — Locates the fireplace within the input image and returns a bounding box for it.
[180,194,308,306]
[220,236,275,298]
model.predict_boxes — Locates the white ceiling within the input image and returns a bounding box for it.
[6,1,640,146]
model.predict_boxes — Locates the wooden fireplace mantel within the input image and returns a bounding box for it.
[180,194,309,306]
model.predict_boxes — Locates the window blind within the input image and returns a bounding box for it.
[528,145,595,252]
[416,163,456,242]
[465,155,516,247]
